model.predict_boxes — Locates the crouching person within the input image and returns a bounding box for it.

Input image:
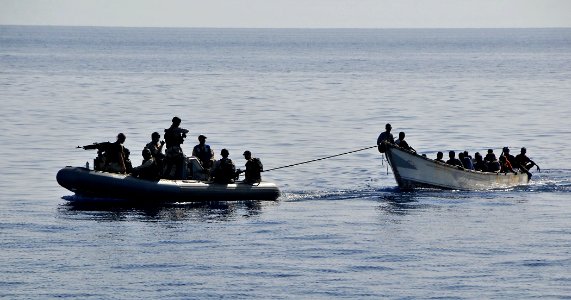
[131,148,160,180]
[211,149,236,184]
[236,150,263,184]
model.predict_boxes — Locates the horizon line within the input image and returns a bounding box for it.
[1,24,570,30]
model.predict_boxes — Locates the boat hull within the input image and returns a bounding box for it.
[56,166,280,202]
[383,143,530,190]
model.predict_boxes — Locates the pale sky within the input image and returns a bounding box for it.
[1,0,570,28]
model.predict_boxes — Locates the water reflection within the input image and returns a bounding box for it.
[376,190,427,216]
[57,199,271,222]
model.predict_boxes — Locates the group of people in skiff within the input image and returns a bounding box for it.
[81,116,264,184]
[377,123,540,176]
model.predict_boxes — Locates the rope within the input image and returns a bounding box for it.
[263,145,377,172]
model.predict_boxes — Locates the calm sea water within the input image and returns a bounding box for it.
[1,26,571,299]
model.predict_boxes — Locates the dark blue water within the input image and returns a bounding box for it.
[1,26,571,298]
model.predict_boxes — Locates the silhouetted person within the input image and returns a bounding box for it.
[131,148,159,180]
[164,117,189,179]
[515,147,540,172]
[377,123,395,153]
[395,131,415,152]
[446,151,463,168]
[146,132,165,160]
[500,147,517,174]
[484,149,500,172]
[237,150,264,184]
[192,134,215,170]
[474,152,487,172]
[212,149,236,184]
[106,133,127,174]
[435,151,445,163]
[462,150,474,170]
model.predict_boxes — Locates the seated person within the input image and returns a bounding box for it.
[499,155,516,174]
[395,132,415,152]
[236,150,264,184]
[211,149,236,184]
[105,133,128,174]
[446,151,464,168]
[473,152,487,172]
[192,135,215,170]
[435,151,445,163]
[500,147,517,173]
[131,148,160,180]
[484,149,500,172]
[461,151,474,170]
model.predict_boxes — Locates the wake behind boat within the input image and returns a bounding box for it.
[57,166,280,203]
[382,142,530,190]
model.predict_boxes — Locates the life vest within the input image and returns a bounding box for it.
[194,144,212,162]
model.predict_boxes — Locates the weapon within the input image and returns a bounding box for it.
[77,142,112,151]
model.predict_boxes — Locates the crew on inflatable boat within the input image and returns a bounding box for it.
[131,148,160,180]
[212,149,237,184]
[192,134,215,171]
[236,150,264,184]
[163,117,189,179]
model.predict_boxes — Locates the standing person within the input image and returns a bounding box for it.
[377,123,395,153]
[515,147,540,172]
[237,150,264,184]
[192,135,215,170]
[105,133,127,174]
[212,149,236,184]
[145,132,165,160]
[164,117,189,179]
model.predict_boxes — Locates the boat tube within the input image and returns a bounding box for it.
[57,166,280,202]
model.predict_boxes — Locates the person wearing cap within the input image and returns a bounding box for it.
[105,133,127,174]
[515,147,540,172]
[237,150,264,184]
[192,134,215,170]
[377,123,395,153]
[164,117,190,179]
[212,149,236,184]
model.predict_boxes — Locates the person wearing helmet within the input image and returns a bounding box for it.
[236,150,264,184]
[211,149,236,184]
[164,117,190,179]
[105,133,128,174]
[131,148,160,180]
[377,123,395,153]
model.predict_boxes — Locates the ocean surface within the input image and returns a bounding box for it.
[1,26,571,299]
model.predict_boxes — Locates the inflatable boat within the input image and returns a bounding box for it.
[56,166,280,203]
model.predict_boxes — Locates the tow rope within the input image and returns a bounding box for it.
[263,145,377,172]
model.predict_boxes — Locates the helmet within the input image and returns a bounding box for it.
[142,148,152,158]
